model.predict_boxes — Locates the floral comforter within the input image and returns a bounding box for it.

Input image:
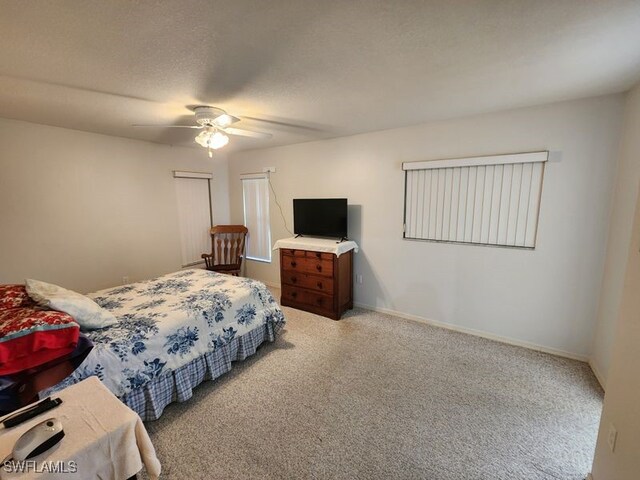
[50,269,285,397]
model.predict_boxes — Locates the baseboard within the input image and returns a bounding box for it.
[588,360,607,390]
[354,302,589,362]
[259,278,588,362]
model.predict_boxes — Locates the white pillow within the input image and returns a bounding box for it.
[25,279,118,330]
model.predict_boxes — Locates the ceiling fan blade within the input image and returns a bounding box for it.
[131,124,203,129]
[224,127,272,139]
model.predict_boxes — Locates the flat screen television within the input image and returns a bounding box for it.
[293,198,348,239]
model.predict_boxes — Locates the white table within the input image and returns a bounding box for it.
[0,377,160,480]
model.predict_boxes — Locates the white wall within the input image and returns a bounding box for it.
[229,95,624,360]
[591,184,640,480]
[591,83,640,387]
[590,81,640,480]
[0,118,229,293]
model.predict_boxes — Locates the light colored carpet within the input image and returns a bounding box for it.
[142,297,602,480]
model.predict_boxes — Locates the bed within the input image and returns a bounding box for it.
[42,269,286,420]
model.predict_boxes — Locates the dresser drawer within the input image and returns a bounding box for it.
[281,271,334,294]
[281,254,333,277]
[280,249,307,257]
[306,251,334,261]
[281,285,333,310]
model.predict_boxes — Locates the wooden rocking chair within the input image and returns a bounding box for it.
[201,225,248,276]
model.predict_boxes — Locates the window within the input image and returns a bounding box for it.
[242,174,271,262]
[174,171,213,267]
[402,151,548,248]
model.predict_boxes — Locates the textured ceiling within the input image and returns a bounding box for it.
[1,0,640,152]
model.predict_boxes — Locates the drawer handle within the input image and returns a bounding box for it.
[291,261,297,267]
[291,277,297,283]
[316,264,322,272]
[316,297,323,304]
[316,252,321,258]
[291,291,297,298]
[317,281,323,289]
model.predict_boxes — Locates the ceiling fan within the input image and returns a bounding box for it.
[133,106,272,156]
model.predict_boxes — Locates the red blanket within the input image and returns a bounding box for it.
[0,285,79,375]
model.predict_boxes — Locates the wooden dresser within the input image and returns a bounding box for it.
[279,247,353,320]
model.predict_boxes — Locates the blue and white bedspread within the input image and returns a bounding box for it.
[47,269,285,398]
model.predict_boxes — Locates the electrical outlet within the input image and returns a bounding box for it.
[356,274,363,284]
[262,166,276,173]
[122,276,130,285]
[608,424,617,452]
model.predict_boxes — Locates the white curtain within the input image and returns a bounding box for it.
[175,177,212,266]
[242,177,271,262]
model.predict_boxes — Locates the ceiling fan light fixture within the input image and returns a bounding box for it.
[194,129,229,151]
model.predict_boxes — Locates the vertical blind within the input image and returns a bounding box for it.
[402,152,547,248]
[174,173,213,267]
[242,175,271,262]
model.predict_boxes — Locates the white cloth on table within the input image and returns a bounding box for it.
[272,236,358,257]
[0,376,161,480]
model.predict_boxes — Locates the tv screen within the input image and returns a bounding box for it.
[293,199,348,239]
